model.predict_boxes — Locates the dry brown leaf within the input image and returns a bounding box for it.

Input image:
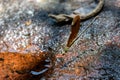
[25,19,32,26]
[67,15,80,47]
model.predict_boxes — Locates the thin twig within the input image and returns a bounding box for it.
[49,0,104,22]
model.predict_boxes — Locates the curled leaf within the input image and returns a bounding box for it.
[67,15,80,47]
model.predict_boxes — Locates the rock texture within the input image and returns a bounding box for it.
[0,0,120,80]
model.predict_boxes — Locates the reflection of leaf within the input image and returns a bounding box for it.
[67,15,80,47]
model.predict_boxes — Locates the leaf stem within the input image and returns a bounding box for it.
[68,16,99,48]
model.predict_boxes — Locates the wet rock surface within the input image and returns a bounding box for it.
[0,0,120,80]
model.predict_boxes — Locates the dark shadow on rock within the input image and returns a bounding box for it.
[31,9,71,27]
[104,0,120,17]
[94,44,120,79]
[31,3,72,26]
